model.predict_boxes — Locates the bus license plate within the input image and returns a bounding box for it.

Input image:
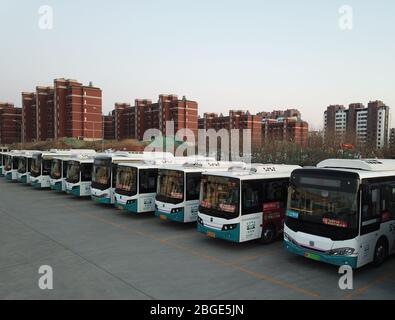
[160,215,167,220]
[305,252,320,261]
[207,231,216,238]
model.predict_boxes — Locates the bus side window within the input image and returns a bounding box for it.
[264,180,288,208]
[63,161,68,178]
[81,164,92,181]
[387,184,395,220]
[186,173,201,201]
[242,180,262,215]
[112,164,117,188]
[139,169,158,194]
[362,185,381,221]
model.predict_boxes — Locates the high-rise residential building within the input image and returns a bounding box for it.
[323,105,347,143]
[36,86,55,141]
[367,100,389,149]
[0,103,22,145]
[106,94,199,142]
[324,101,390,149]
[21,78,103,142]
[262,117,309,148]
[135,99,154,141]
[200,109,307,151]
[114,102,135,140]
[389,128,395,151]
[103,111,115,140]
[53,78,102,141]
[158,95,198,142]
[21,92,37,143]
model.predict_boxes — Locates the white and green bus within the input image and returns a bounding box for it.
[3,151,23,181]
[49,156,70,192]
[155,161,245,223]
[17,151,39,184]
[90,152,173,205]
[30,150,91,189]
[0,148,10,176]
[114,157,192,213]
[65,154,96,197]
[50,150,96,192]
[197,164,300,243]
[284,159,395,269]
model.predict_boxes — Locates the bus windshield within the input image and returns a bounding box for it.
[115,166,137,196]
[51,159,62,179]
[286,172,359,240]
[67,161,81,183]
[4,156,12,171]
[156,169,184,204]
[30,155,42,177]
[200,176,240,219]
[92,159,111,190]
[18,157,27,174]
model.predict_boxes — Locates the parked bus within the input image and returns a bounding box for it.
[0,149,10,176]
[284,159,395,269]
[49,156,70,192]
[114,157,192,213]
[197,164,300,243]
[50,150,96,192]
[17,151,39,184]
[30,150,93,189]
[3,151,23,181]
[155,161,245,223]
[90,152,173,205]
[65,154,96,197]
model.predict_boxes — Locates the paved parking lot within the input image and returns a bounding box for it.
[0,178,394,300]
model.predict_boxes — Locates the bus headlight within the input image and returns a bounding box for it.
[171,208,183,213]
[222,224,237,231]
[197,216,203,225]
[328,248,355,256]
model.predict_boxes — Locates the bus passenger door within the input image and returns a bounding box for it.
[359,185,381,266]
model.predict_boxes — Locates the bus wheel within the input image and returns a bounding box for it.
[261,225,275,244]
[373,238,388,267]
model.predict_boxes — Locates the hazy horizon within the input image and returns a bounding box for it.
[1,0,394,131]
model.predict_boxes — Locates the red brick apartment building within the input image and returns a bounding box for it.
[107,95,198,142]
[103,111,115,140]
[0,103,22,145]
[199,109,309,150]
[36,86,55,141]
[262,118,309,148]
[22,78,103,142]
[54,79,102,141]
[198,111,263,151]
[22,92,37,143]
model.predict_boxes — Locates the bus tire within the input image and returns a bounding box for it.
[261,225,275,244]
[373,238,388,267]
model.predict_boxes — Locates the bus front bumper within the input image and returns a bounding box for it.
[50,182,63,192]
[197,223,240,243]
[155,208,185,222]
[66,186,81,197]
[284,240,358,269]
[5,172,13,181]
[18,175,28,184]
[31,180,42,189]
[92,195,112,205]
[115,199,138,212]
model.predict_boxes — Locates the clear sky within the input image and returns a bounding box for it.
[0,0,394,130]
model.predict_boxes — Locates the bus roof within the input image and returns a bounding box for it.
[202,164,301,180]
[309,159,395,179]
[158,161,247,173]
